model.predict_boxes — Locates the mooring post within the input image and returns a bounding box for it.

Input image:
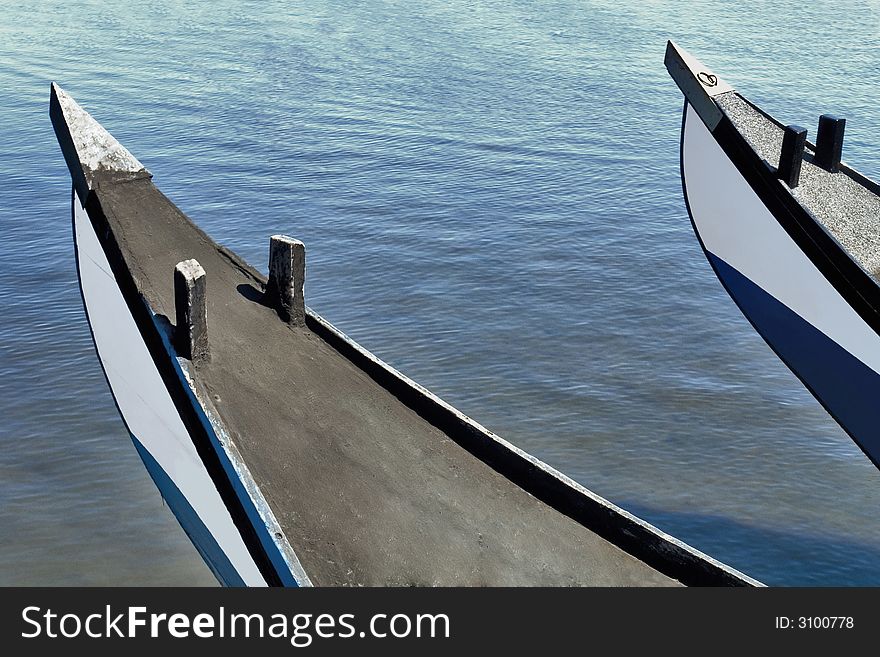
[265,234,306,327]
[815,114,845,173]
[174,258,209,363]
[778,124,807,188]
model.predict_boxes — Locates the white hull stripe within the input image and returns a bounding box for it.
[130,435,245,586]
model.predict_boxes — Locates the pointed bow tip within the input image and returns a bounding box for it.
[49,81,62,110]
[49,81,70,106]
[49,83,150,195]
[664,40,685,67]
[665,40,688,59]
[665,41,734,131]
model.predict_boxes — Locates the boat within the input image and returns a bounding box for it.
[667,42,880,472]
[50,82,757,587]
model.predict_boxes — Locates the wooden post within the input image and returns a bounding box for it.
[778,125,807,188]
[174,259,209,362]
[265,235,306,327]
[815,114,845,173]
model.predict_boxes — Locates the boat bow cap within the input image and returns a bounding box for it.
[50,82,150,200]
[665,41,734,130]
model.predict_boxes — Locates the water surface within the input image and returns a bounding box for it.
[2,0,880,585]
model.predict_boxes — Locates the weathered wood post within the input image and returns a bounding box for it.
[174,258,209,362]
[265,234,306,327]
[778,124,807,188]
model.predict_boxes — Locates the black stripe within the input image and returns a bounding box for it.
[77,187,283,587]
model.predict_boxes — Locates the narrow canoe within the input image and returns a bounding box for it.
[51,81,757,587]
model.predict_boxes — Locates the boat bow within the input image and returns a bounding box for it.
[50,83,151,202]
[665,41,734,130]
[669,43,880,471]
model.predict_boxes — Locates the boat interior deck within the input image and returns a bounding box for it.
[92,173,679,587]
[716,92,880,280]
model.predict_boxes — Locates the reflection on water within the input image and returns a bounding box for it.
[1,0,880,585]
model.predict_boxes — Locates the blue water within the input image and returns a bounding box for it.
[2,0,880,586]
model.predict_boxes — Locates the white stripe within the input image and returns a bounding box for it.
[682,104,880,375]
[74,191,267,586]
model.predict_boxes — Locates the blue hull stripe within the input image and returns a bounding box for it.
[130,436,246,587]
[708,252,880,465]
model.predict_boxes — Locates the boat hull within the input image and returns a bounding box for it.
[681,100,880,467]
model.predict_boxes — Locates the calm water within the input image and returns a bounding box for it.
[2,0,880,586]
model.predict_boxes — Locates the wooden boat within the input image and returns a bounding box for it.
[50,82,757,587]
[667,42,880,471]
